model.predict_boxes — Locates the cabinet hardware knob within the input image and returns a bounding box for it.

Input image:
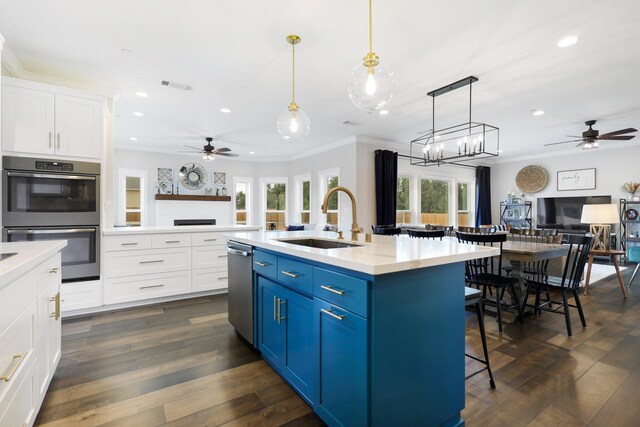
[254,261,268,267]
[281,271,300,278]
[320,285,345,295]
[1,353,26,382]
[139,260,164,264]
[321,308,345,321]
[139,284,164,290]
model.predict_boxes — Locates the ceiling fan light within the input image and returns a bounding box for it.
[202,152,216,161]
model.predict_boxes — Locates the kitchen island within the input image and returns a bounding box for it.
[225,230,498,427]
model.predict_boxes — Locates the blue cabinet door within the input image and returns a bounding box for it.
[280,286,317,404]
[314,299,368,427]
[258,277,286,367]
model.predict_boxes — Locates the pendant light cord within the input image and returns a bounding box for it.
[292,42,296,104]
[369,0,373,52]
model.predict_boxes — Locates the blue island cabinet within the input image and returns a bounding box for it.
[254,249,466,427]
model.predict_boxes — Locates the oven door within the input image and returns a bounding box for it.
[2,171,100,226]
[4,227,100,281]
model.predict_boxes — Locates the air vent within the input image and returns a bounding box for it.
[161,80,193,91]
[342,120,362,126]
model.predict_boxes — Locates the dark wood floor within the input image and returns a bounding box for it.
[36,266,640,426]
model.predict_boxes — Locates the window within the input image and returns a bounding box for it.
[262,178,288,230]
[294,174,311,224]
[234,177,252,226]
[457,182,470,227]
[396,176,412,224]
[117,169,147,226]
[420,178,449,225]
[319,170,340,226]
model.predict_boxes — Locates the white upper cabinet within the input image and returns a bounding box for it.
[1,78,105,160]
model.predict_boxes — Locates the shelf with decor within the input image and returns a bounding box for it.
[155,194,231,202]
[499,201,532,229]
[619,198,640,259]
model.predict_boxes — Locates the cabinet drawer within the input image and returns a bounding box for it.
[151,233,191,249]
[278,257,313,296]
[105,247,191,278]
[104,234,152,252]
[192,246,228,269]
[314,268,368,318]
[0,271,37,334]
[0,301,36,403]
[61,280,101,312]
[192,232,225,247]
[253,250,278,280]
[192,267,228,292]
[104,271,191,305]
[37,252,62,294]
[0,353,35,427]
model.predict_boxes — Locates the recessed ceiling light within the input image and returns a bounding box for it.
[249,151,255,154]
[532,109,545,116]
[129,137,138,141]
[379,110,389,116]
[135,91,149,98]
[133,112,144,117]
[220,108,231,113]
[557,36,578,48]
[497,149,504,153]
[120,48,133,55]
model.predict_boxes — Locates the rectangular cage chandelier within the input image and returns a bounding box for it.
[410,76,500,167]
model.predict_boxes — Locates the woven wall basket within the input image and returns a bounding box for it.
[516,165,548,193]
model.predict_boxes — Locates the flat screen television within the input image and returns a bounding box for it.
[536,195,612,232]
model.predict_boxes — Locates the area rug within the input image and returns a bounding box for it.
[584,263,627,285]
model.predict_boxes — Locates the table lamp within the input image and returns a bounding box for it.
[580,204,619,251]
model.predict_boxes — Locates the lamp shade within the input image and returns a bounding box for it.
[580,204,619,224]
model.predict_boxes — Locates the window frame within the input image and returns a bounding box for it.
[260,176,289,230]
[233,176,252,226]
[117,168,147,227]
[419,176,452,226]
[294,173,312,225]
[396,174,413,224]
[318,168,340,228]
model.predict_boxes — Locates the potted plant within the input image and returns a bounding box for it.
[623,182,640,201]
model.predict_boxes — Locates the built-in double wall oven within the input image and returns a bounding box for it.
[2,156,101,281]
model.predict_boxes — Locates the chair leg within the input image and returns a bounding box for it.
[573,289,587,327]
[561,290,573,336]
[495,287,503,333]
[475,301,495,389]
[629,263,640,287]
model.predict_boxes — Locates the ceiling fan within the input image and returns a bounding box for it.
[545,120,637,149]
[179,137,239,161]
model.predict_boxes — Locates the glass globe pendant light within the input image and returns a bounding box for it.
[277,35,310,142]
[348,0,395,111]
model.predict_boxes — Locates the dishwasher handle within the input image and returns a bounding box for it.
[227,247,250,257]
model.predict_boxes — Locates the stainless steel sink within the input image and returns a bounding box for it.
[0,253,17,262]
[275,238,362,249]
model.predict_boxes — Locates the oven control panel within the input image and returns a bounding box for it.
[35,161,74,171]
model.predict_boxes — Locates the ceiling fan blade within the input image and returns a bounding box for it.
[599,128,638,138]
[565,135,583,138]
[599,135,635,141]
[544,139,583,146]
[214,147,231,153]
[183,145,202,150]
[216,153,239,157]
[177,150,203,153]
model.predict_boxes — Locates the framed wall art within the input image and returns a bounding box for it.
[557,168,596,191]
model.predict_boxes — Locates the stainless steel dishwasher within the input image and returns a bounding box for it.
[227,241,254,344]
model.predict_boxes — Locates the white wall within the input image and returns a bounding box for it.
[490,146,640,227]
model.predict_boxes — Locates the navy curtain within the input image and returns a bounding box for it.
[375,150,398,226]
[475,166,492,226]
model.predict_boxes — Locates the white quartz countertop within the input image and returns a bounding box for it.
[103,225,261,236]
[224,230,499,275]
[0,241,67,291]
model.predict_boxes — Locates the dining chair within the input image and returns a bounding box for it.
[458,226,495,234]
[456,231,524,333]
[627,246,640,287]
[407,229,445,240]
[465,286,496,389]
[372,225,401,236]
[425,224,454,236]
[521,234,594,336]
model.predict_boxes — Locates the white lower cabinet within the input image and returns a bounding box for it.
[60,280,101,312]
[103,231,233,306]
[0,252,62,427]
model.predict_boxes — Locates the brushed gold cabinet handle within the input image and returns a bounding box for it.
[217,276,228,280]
[204,238,218,242]
[255,261,268,267]
[320,285,345,295]
[1,353,26,382]
[273,296,277,321]
[165,240,180,243]
[49,292,61,320]
[139,260,164,264]
[281,271,299,278]
[121,242,139,246]
[321,308,345,321]
[217,255,228,258]
[49,267,59,274]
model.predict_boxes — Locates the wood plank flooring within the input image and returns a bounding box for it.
[36,266,640,426]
